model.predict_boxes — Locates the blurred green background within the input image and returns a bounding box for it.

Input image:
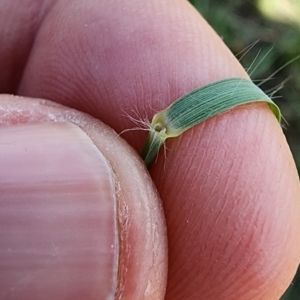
[188,0,300,299]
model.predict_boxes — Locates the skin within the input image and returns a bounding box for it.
[0,0,300,299]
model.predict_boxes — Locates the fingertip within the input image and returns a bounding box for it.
[152,103,300,300]
[17,0,248,149]
[0,95,168,299]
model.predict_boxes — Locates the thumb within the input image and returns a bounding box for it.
[0,95,167,300]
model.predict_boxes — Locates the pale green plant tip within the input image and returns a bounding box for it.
[267,103,281,123]
[141,78,281,167]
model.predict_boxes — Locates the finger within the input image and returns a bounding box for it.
[0,0,54,93]
[8,0,300,299]
[153,103,300,300]
[16,0,247,149]
[0,95,167,299]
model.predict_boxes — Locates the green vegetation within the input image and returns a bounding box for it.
[188,1,300,299]
[189,0,300,174]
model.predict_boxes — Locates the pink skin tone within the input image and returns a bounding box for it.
[0,97,167,299]
[1,0,300,299]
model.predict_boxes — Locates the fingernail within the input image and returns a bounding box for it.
[0,122,118,299]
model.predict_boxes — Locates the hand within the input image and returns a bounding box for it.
[1,0,299,299]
